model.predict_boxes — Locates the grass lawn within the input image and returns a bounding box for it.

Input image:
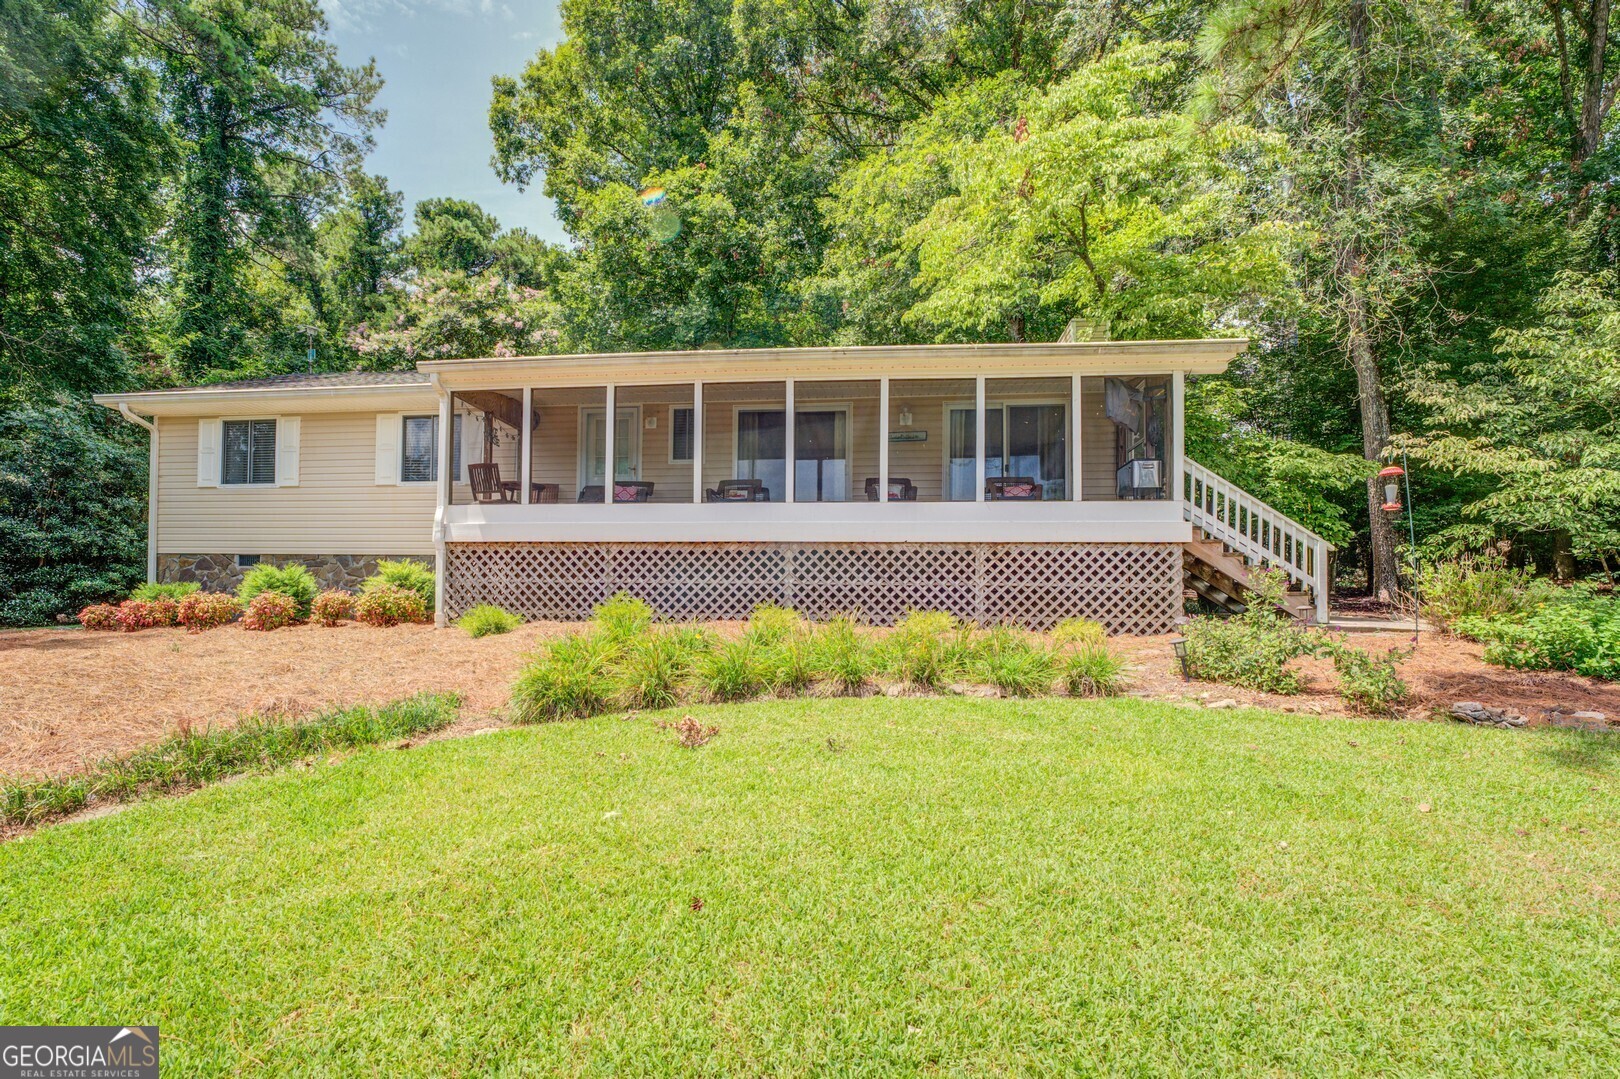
[2,698,1618,1075]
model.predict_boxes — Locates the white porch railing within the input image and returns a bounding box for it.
[1183,458,1333,624]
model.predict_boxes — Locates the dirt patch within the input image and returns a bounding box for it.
[3,621,1617,780]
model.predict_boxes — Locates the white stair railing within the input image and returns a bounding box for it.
[1183,458,1333,624]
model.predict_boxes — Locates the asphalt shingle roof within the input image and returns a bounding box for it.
[191,370,430,391]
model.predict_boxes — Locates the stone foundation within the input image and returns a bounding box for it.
[159,554,423,593]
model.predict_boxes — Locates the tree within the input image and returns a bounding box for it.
[319,173,404,329]
[403,198,501,275]
[348,272,564,368]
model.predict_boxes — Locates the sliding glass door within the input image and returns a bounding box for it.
[947,402,1067,500]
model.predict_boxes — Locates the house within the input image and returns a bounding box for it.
[93,339,1331,633]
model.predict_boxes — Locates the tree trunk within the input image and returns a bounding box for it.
[1343,0,1402,602]
[1554,529,1578,580]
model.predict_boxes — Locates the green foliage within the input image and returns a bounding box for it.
[761,634,817,696]
[511,634,619,722]
[353,585,428,628]
[1419,549,1547,633]
[1064,645,1129,698]
[1183,570,1320,694]
[882,610,973,690]
[978,639,1060,697]
[363,559,435,612]
[456,603,521,638]
[311,590,355,626]
[592,592,655,642]
[616,631,697,710]
[1460,594,1620,681]
[131,581,199,603]
[241,591,299,631]
[743,603,803,646]
[1,693,460,825]
[810,617,873,695]
[1325,642,1411,715]
[238,563,318,618]
[1052,617,1107,649]
[696,640,766,703]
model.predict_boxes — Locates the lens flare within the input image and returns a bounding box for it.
[649,207,682,242]
[638,186,666,207]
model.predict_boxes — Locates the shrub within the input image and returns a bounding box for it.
[77,603,121,631]
[811,616,873,695]
[744,603,803,646]
[1064,644,1128,697]
[883,610,972,690]
[176,591,240,631]
[130,581,199,603]
[696,640,766,702]
[979,640,1059,696]
[1052,617,1107,648]
[593,591,655,642]
[762,634,817,695]
[456,603,521,637]
[115,597,177,631]
[616,631,695,710]
[511,633,618,721]
[1182,570,1320,694]
[354,584,429,628]
[242,591,299,631]
[363,558,435,612]
[657,714,719,748]
[1461,594,1620,680]
[1326,642,1411,714]
[311,590,356,626]
[238,562,318,618]
[1420,549,1547,633]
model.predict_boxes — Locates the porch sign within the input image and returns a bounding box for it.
[888,430,927,442]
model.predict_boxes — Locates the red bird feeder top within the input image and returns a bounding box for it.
[1378,465,1405,512]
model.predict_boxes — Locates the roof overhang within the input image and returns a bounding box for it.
[93,381,437,417]
[418,339,1248,389]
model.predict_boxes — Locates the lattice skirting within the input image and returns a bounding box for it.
[444,542,1183,634]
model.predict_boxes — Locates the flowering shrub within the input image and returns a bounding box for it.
[354,584,428,627]
[177,592,240,631]
[311,590,355,626]
[78,603,122,631]
[242,591,299,631]
[116,597,178,631]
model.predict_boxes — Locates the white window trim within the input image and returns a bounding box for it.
[218,415,283,489]
[399,413,440,486]
[577,404,642,489]
[669,405,696,465]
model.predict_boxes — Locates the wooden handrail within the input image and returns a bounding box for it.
[1182,458,1333,624]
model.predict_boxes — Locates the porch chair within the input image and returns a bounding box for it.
[985,476,1044,501]
[531,482,560,504]
[705,479,770,502]
[864,477,918,501]
[468,463,517,504]
[577,481,655,503]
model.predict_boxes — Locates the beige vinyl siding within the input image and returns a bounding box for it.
[158,412,436,554]
[1080,378,1120,500]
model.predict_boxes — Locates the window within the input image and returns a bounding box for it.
[671,407,694,463]
[222,419,276,485]
[451,413,464,482]
[401,415,438,483]
[236,554,260,569]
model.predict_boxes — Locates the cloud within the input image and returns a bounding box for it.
[319,0,503,32]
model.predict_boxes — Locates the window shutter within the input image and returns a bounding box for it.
[275,416,300,486]
[375,413,402,484]
[197,419,221,487]
[672,407,694,462]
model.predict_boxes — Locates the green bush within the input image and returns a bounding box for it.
[811,616,874,695]
[1420,550,1547,633]
[238,563,318,618]
[979,639,1059,696]
[1460,594,1620,680]
[1052,617,1107,648]
[511,634,619,722]
[176,592,240,631]
[883,610,972,690]
[456,603,521,638]
[696,640,766,702]
[311,590,355,626]
[1064,644,1127,697]
[593,592,655,642]
[241,591,299,631]
[354,584,429,627]
[744,603,803,646]
[1182,569,1320,694]
[363,559,435,612]
[130,581,199,603]
[1326,642,1410,714]
[761,633,817,695]
[616,631,695,709]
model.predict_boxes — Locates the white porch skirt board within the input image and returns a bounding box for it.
[444,541,1182,635]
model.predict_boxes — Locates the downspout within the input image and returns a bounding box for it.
[431,373,450,628]
[117,403,159,584]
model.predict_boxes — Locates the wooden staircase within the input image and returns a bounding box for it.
[1182,460,1332,625]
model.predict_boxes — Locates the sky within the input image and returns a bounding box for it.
[321,0,570,243]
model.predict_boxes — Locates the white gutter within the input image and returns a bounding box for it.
[116,403,159,583]
[431,373,450,628]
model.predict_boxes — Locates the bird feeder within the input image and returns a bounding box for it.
[1378,465,1405,512]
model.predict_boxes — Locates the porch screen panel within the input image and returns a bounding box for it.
[617,383,694,502]
[702,382,786,502]
[449,389,522,506]
[1081,374,1170,500]
[527,385,605,504]
[793,380,877,503]
[986,377,1071,501]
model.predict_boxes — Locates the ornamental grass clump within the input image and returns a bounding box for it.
[1052,617,1107,648]
[761,633,817,695]
[510,633,619,722]
[456,603,522,638]
[744,603,803,646]
[978,636,1060,697]
[696,640,767,702]
[616,631,697,710]
[242,591,299,631]
[238,563,318,619]
[363,559,435,612]
[354,584,429,627]
[810,616,874,695]
[130,581,199,603]
[882,610,972,690]
[311,590,356,627]
[77,603,121,631]
[176,591,240,631]
[1064,644,1128,698]
[593,592,655,643]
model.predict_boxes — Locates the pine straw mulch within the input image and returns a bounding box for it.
[3,620,1619,781]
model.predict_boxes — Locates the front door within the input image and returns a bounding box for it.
[582,407,640,486]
